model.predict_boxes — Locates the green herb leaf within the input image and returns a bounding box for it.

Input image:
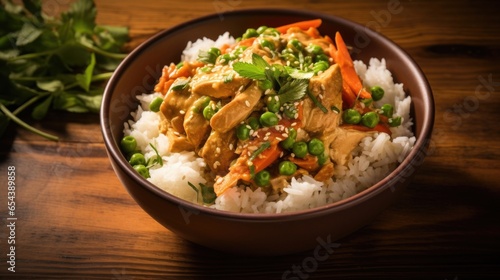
[75,53,96,92]
[170,77,191,91]
[0,0,129,140]
[200,183,216,204]
[232,61,267,80]
[251,52,270,69]
[277,79,309,104]
[36,80,64,92]
[148,143,163,167]
[31,95,53,120]
[16,23,43,46]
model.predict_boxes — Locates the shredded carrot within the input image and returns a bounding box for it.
[252,143,282,173]
[236,37,256,48]
[289,155,319,172]
[305,27,321,39]
[330,32,372,105]
[275,19,322,34]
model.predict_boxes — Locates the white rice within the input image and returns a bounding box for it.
[123,33,415,214]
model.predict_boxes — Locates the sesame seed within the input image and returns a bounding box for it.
[320,84,326,91]
[216,147,221,154]
[291,122,297,126]
[229,143,234,150]
[282,133,288,138]
[213,161,220,169]
[216,177,223,184]
[245,100,251,107]
[179,110,185,115]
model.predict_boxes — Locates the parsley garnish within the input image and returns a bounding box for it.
[0,0,129,140]
[233,53,310,105]
[170,77,191,91]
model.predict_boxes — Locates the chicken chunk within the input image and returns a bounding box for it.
[209,82,262,133]
[190,64,250,98]
[198,130,238,176]
[302,64,343,134]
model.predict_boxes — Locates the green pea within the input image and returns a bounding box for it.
[292,141,308,158]
[388,116,402,127]
[380,104,394,117]
[262,27,279,36]
[247,116,260,130]
[236,124,251,140]
[191,96,211,113]
[219,53,233,64]
[260,39,275,51]
[242,28,259,39]
[133,164,150,178]
[287,39,303,51]
[120,135,137,154]
[149,97,163,112]
[317,152,328,166]
[256,26,268,34]
[307,44,323,55]
[308,138,324,156]
[370,86,385,101]
[279,161,297,176]
[283,104,298,119]
[280,127,297,150]
[129,153,146,166]
[266,95,281,113]
[260,111,279,127]
[254,170,270,187]
[361,111,380,128]
[314,53,330,63]
[203,105,216,120]
[313,61,329,74]
[342,109,361,124]
[361,98,373,106]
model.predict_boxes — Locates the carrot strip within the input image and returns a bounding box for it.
[252,143,282,173]
[275,19,322,34]
[332,32,372,101]
[289,155,319,172]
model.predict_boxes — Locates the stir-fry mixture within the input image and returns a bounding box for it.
[121,19,403,203]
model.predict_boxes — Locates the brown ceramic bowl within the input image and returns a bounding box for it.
[101,8,434,255]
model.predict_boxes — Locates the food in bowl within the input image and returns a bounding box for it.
[120,19,415,214]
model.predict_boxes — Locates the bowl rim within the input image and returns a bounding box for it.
[101,7,434,221]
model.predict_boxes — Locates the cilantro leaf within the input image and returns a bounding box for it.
[232,62,267,80]
[0,0,129,140]
[277,79,309,104]
[75,53,96,92]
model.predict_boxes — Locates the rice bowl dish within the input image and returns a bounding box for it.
[120,20,415,214]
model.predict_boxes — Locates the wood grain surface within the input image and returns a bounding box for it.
[1,0,500,279]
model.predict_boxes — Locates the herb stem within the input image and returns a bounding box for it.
[78,41,127,60]
[8,50,55,62]
[64,72,114,90]
[12,92,51,115]
[0,103,59,141]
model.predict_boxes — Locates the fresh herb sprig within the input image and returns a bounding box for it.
[0,0,129,140]
[233,53,311,106]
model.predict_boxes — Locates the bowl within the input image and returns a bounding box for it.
[101,8,434,255]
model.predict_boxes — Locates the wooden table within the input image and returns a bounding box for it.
[1,0,500,278]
